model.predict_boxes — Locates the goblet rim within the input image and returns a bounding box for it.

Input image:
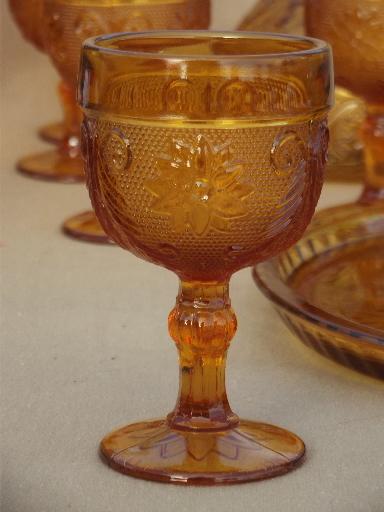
[82,30,331,62]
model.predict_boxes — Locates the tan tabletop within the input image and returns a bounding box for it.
[1,1,384,511]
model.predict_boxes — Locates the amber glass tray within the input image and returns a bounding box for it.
[253,201,384,379]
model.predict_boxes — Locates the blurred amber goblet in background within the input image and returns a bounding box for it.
[8,0,75,148]
[79,31,333,484]
[306,0,384,203]
[41,0,211,242]
[237,0,366,183]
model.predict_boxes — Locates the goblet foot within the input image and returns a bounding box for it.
[62,210,112,244]
[17,150,84,183]
[38,121,67,144]
[100,419,305,485]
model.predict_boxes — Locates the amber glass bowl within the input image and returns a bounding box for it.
[254,200,384,380]
[79,31,332,484]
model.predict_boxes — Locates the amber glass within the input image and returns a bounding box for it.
[79,31,333,484]
[254,200,384,380]
[237,0,365,183]
[8,0,85,173]
[16,0,210,184]
[252,2,384,381]
[306,0,384,202]
[33,0,211,239]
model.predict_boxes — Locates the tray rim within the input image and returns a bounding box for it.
[253,238,384,348]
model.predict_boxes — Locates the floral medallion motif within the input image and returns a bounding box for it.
[146,135,254,235]
[271,130,307,176]
[101,130,132,174]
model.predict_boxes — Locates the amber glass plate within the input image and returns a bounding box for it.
[253,201,384,379]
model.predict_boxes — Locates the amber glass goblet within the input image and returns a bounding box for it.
[9,0,85,171]
[8,1,72,147]
[18,0,210,184]
[79,32,332,484]
[237,0,366,184]
[306,0,384,203]
[39,0,211,239]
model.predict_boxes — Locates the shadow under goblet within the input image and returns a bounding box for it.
[79,32,333,484]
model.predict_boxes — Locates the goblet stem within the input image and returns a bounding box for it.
[360,109,384,204]
[100,278,305,483]
[168,280,239,432]
[58,81,82,156]
[17,81,84,182]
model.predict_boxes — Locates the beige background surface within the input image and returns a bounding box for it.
[1,1,384,511]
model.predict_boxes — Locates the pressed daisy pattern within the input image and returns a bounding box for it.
[146,135,254,236]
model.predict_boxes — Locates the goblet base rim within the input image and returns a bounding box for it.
[100,418,305,486]
[62,210,113,245]
[38,121,68,145]
[17,150,84,183]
